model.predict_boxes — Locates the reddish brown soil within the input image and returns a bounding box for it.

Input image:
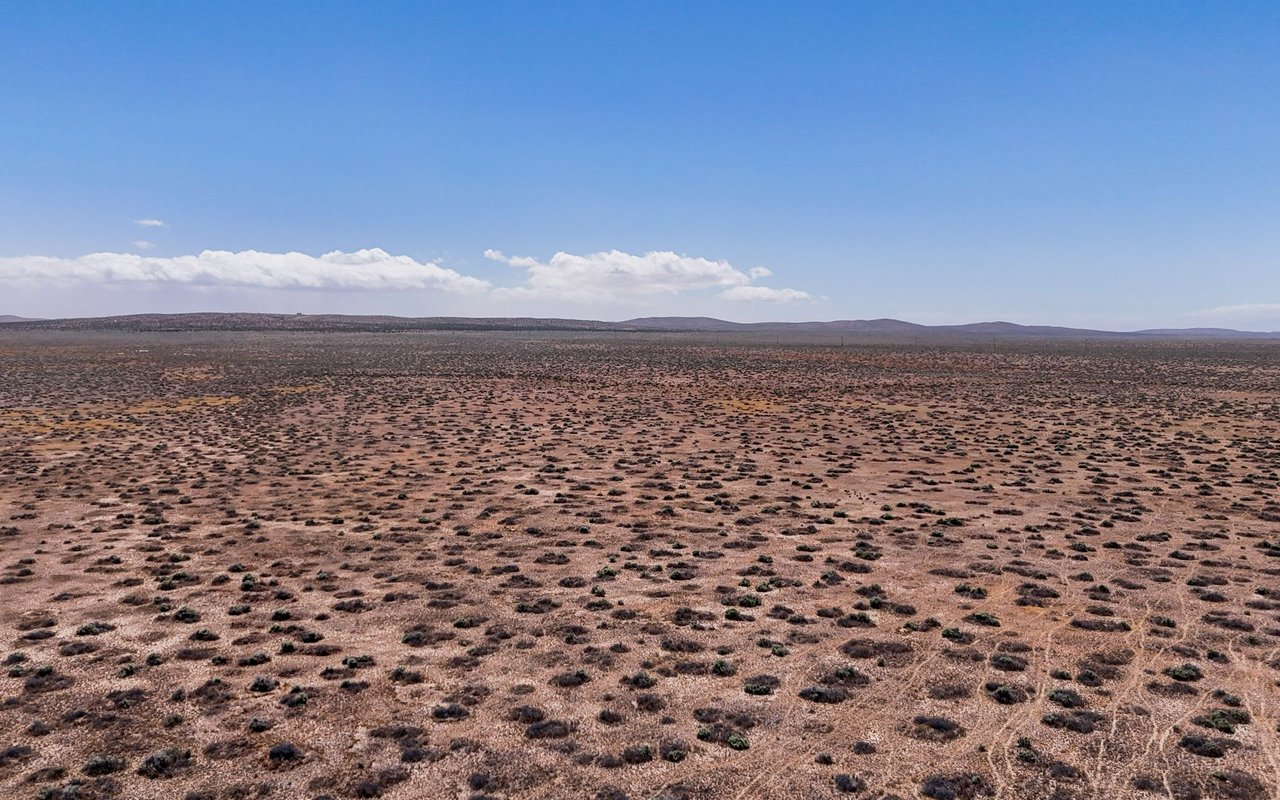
[1,331,1278,800]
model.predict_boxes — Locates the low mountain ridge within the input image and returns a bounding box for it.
[1,312,1276,338]
[622,316,1280,339]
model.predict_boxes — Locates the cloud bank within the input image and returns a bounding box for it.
[0,249,491,293]
[0,246,813,309]
[484,248,811,303]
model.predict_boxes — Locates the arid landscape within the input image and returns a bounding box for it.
[2,330,1279,800]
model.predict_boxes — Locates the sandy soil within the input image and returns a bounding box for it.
[1,331,1278,800]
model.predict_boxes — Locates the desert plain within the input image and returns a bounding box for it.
[1,330,1278,800]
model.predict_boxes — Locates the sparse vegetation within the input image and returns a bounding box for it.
[0,331,1275,799]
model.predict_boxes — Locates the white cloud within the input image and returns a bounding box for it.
[485,248,808,303]
[483,249,540,269]
[0,248,491,293]
[1192,302,1280,320]
[0,245,810,308]
[134,218,168,228]
[720,285,813,303]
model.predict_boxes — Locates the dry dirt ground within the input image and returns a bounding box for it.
[1,331,1279,800]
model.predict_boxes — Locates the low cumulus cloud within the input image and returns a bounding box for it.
[484,248,811,303]
[0,245,810,306]
[134,218,168,228]
[0,248,490,293]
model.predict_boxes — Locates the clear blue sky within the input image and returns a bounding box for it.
[2,2,1278,328]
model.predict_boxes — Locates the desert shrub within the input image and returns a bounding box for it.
[919,773,994,799]
[660,741,687,762]
[965,612,1000,627]
[1192,707,1250,734]
[82,755,125,776]
[550,669,591,688]
[136,748,191,778]
[389,666,423,684]
[982,683,1026,704]
[989,654,1027,672]
[1047,688,1086,708]
[1163,663,1203,682]
[526,720,573,739]
[1178,734,1228,758]
[508,706,545,724]
[173,607,201,623]
[266,742,303,763]
[621,671,657,689]
[908,715,965,742]
[743,674,780,695]
[620,745,652,764]
[1041,710,1105,734]
[798,685,850,704]
[834,774,866,793]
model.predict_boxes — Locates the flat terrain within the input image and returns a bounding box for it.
[1,332,1278,800]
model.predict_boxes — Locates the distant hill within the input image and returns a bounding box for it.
[0,312,626,333]
[1132,327,1276,338]
[624,317,932,334]
[0,315,39,323]
[623,317,1280,339]
[2,312,1277,339]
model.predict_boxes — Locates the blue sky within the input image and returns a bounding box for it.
[2,2,1278,328]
